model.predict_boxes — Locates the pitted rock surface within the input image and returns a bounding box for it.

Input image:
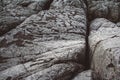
[72,70,92,80]
[87,0,120,22]
[89,18,120,80]
[0,0,120,80]
[0,0,87,80]
[0,0,53,36]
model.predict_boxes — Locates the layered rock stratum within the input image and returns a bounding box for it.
[0,0,120,80]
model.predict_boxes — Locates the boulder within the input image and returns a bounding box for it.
[72,70,92,80]
[117,22,120,27]
[89,18,120,80]
[0,0,53,36]
[0,0,87,79]
[87,0,120,22]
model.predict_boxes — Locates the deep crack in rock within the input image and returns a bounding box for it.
[0,0,120,80]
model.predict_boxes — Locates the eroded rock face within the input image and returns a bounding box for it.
[0,0,87,80]
[72,70,92,80]
[88,0,120,22]
[0,0,53,36]
[0,0,120,80]
[89,18,120,80]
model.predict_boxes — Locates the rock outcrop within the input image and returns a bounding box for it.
[88,0,120,80]
[89,18,120,80]
[87,0,120,22]
[0,0,53,36]
[0,0,120,80]
[0,0,87,80]
[72,70,92,80]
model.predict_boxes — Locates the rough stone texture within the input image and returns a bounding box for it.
[89,18,120,80]
[0,0,120,80]
[0,62,84,80]
[72,70,92,80]
[0,0,86,80]
[0,0,53,36]
[117,22,120,27]
[87,0,120,22]
[50,0,86,10]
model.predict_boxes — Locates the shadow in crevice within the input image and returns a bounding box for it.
[43,0,54,10]
[84,0,91,70]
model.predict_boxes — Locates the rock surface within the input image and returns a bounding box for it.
[0,0,87,80]
[0,0,53,36]
[88,0,120,22]
[89,18,120,80]
[72,70,92,80]
[0,0,120,80]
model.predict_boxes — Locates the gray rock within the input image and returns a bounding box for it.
[72,70,92,80]
[50,0,86,10]
[88,0,120,22]
[0,62,84,80]
[0,0,86,80]
[1,0,120,80]
[24,63,83,80]
[0,0,53,36]
[117,22,120,27]
[89,18,120,80]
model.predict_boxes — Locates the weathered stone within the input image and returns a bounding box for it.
[88,0,120,22]
[0,0,53,36]
[89,18,120,80]
[24,63,83,80]
[0,0,86,79]
[1,0,120,80]
[50,0,86,10]
[117,22,120,27]
[72,70,92,80]
[0,62,84,80]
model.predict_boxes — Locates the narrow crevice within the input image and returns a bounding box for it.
[84,0,91,70]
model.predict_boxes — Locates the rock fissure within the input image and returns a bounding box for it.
[0,0,120,80]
